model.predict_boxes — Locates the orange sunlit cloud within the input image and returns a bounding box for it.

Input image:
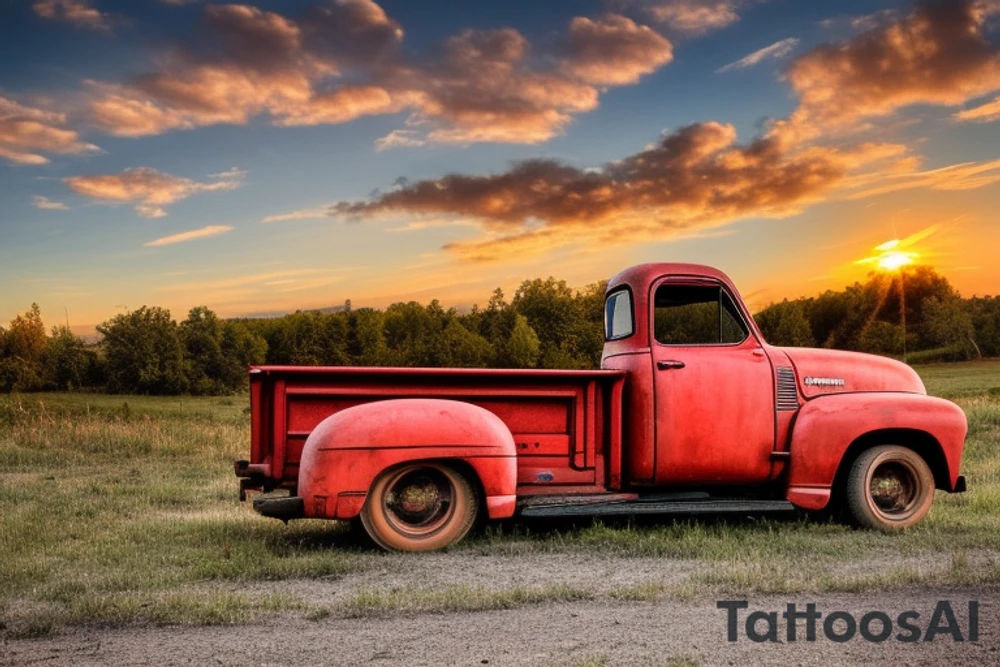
[79,2,677,148]
[332,122,914,262]
[0,95,100,165]
[645,0,742,35]
[64,167,244,218]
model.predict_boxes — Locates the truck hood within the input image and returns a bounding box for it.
[776,347,926,399]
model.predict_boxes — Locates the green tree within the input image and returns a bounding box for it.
[755,299,815,347]
[97,306,187,395]
[502,314,541,368]
[0,303,48,391]
[180,306,226,394]
[439,319,491,368]
[351,308,394,366]
[219,321,268,389]
[512,277,582,368]
[968,296,1000,357]
[923,296,979,359]
[45,325,90,390]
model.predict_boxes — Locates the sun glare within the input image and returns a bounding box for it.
[854,223,948,275]
[876,250,916,272]
[856,238,920,272]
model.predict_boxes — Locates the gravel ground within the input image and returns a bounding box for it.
[3,584,996,666]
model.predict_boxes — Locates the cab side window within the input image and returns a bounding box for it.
[653,284,748,345]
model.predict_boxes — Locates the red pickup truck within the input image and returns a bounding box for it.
[235,263,967,551]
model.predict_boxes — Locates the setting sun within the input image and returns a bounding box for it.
[877,250,918,272]
[857,241,920,273]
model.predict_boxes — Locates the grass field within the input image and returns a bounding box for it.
[2,361,999,637]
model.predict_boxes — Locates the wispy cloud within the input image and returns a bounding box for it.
[953,96,1000,123]
[64,166,244,217]
[0,96,100,165]
[144,225,234,247]
[842,158,1000,200]
[717,37,799,73]
[32,195,69,211]
[261,206,330,223]
[32,0,112,32]
[375,130,426,152]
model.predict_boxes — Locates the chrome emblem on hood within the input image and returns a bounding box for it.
[804,377,846,387]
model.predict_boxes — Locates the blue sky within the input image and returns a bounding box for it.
[2,0,1000,331]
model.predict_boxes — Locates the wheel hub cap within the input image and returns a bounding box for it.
[870,462,917,514]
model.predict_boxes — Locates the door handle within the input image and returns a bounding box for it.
[657,360,686,370]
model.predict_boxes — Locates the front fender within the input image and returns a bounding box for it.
[785,393,967,510]
[298,398,518,520]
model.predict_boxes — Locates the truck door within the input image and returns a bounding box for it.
[650,279,775,485]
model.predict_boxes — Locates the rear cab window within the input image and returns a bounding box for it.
[605,289,634,340]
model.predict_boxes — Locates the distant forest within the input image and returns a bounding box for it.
[2,266,998,395]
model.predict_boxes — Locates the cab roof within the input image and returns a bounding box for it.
[606,263,740,296]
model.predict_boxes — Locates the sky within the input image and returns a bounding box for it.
[2,0,1000,333]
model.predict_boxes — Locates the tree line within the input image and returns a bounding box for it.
[2,266,997,395]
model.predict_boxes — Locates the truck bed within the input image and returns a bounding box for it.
[244,366,627,498]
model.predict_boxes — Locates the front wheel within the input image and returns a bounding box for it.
[360,462,479,552]
[844,445,934,531]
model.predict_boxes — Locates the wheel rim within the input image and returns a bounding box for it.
[868,460,920,517]
[382,467,456,538]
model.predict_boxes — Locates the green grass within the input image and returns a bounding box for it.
[0,392,365,637]
[1,360,999,635]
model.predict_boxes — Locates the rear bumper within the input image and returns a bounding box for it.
[252,495,305,523]
[235,459,278,500]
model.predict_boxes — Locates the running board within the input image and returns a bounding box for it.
[518,498,795,518]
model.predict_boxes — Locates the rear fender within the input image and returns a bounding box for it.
[298,398,518,520]
[785,393,967,510]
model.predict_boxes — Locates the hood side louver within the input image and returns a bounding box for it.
[776,366,799,411]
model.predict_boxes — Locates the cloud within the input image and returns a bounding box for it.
[387,27,601,145]
[275,85,406,126]
[64,166,244,217]
[375,129,425,151]
[144,225,234,247]
[776,0,1000,144]
[0,96,100,165]
[562,14,673,85]
[953,96,1000,123]
[32,0,111,31]
[717,37,798,73]
[332,122,912,261]
[644,0,742,35]
[85,2,674,146]
[32,195,69,210]
[260,205,331,223]
[841,158,1000,200]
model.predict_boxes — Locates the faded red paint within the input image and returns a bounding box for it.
[237,263,968,525]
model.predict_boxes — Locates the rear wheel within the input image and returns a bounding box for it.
[845,445,934,531]
[360,462,479,552]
